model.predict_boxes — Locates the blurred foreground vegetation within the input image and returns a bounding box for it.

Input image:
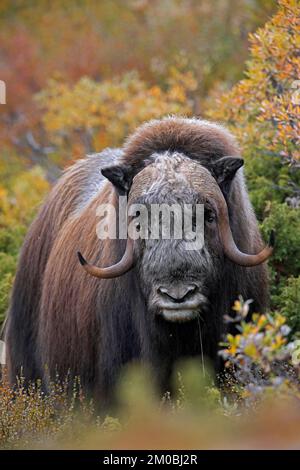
[0,0,299,449]
[1,303,300,449]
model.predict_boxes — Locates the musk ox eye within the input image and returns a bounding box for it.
[205,210,215,224]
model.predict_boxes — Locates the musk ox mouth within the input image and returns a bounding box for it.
[160,308,200,323]
[154,290,208,322]
[156,292,208,322]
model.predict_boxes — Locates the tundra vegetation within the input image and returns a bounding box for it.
[0,0,299,449]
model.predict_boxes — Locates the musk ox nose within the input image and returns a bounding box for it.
[157,284,198,304]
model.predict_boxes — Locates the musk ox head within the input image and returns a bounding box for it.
[78,146,274,323]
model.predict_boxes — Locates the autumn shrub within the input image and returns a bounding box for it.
[0,373,98,449]
[207,0,300,214]
[0,164,49,329]
[260,202,300,308]
[0,0,277,162]
[275,277,300,337]
[36,71,195,163]
[207,0,300,165]
[0,254,16,327]
[219,299,300,405]
[246,154,300,219]
[207,0,300,332]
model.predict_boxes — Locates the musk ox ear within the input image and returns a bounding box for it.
[101,164,134,194]
[212,156,244,195]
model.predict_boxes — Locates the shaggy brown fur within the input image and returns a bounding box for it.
[5,118,268,404]
[123,117,240,166]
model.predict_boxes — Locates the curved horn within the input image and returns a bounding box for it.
[216,196,274,267]
[77,238,135,279]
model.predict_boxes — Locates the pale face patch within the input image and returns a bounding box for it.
[160,309,200,323]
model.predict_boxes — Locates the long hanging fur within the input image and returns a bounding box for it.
[5,118,268,402]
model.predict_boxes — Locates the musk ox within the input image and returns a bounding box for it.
[5,117,273,402]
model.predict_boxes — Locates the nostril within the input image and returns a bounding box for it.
[157,287,177,302]
[186,284,198,295]
[157,284,198,303]
[158,287,168,295]
[162,290,180,303]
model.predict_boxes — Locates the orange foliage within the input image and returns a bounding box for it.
[37,71,196,164]
[208,0,300,163]
[0,0,276,168]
